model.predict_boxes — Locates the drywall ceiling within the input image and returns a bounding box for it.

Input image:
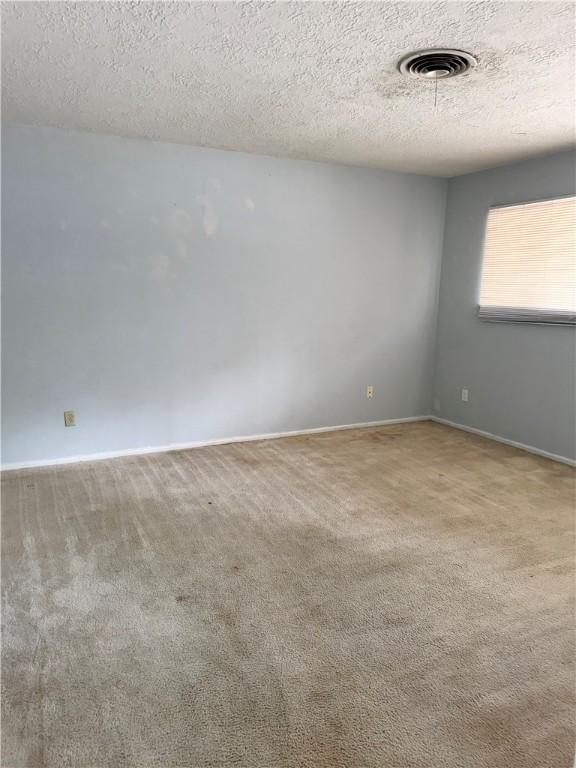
[2,1,574,176]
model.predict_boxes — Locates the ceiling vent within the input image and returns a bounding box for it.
[398,49,477,79]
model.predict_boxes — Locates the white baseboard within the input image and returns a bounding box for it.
[4,415,573,471]
[430,416,576,467]
[1,415,428,472]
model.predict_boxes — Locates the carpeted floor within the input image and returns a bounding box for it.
[2,421,574,767]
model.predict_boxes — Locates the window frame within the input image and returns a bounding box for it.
[477,194,576,327]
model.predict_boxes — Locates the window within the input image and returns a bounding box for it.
[478,195,576,325]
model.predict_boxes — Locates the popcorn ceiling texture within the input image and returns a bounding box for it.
[2,1,574,176]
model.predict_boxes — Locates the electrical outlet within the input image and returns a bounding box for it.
[461,388,469,403]
[367,385,374,400]
[64,410,76,427]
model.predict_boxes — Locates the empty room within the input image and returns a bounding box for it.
[1,1,575,766]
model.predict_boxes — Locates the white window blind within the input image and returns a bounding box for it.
[478,195,576,324]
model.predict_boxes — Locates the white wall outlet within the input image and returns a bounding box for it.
[461,388,469,403]
[367,385,374,400]
[64,410,76,427]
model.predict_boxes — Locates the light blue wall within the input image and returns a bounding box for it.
[434,150,576,461]
[1,124,447,465]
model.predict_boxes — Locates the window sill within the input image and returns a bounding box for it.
[478,307,576,326]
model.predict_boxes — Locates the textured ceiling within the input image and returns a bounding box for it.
[2,1,575,176]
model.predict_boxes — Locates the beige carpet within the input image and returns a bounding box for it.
[2,421,574,767]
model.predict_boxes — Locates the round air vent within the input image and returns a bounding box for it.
[398,48,477,79]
